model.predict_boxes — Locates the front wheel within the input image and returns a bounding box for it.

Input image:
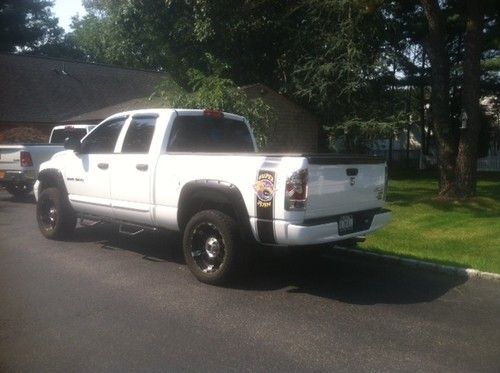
[36,187,76,239]
[182,210,243,285]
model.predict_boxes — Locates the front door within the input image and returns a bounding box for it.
[65,116,127,218]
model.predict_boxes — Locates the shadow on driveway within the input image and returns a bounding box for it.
[70,223,467,306]
[0,192,36,204]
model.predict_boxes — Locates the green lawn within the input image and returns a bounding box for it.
[359,170,500,274]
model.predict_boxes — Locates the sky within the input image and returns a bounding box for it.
[52,0,87,32]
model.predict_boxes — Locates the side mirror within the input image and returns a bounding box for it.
[64,137,82,153]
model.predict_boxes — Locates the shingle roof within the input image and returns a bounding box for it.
[0,53,168,124]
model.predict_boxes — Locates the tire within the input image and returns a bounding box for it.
[183,210,243,285]
[6,183,32,198]
[36,187,76,239]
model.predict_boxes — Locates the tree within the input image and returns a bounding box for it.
[420,0,457,197]
[0,0,63,52]
[62,0,498,199]
[154,61,276,149]
[456,1,484,197]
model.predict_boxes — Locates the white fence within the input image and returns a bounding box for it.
[370,150,500,171]
[478,154,500,172]
[370,150,421,162]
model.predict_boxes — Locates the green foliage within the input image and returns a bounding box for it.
[0,127,47,144]
[154,61,276,149]
[482,57,500,72]
[27,0,498,160]
[288,1,383,115]
[328,113,409,152]
[0,0,63,52]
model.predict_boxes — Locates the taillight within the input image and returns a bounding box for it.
[20,151,33,167]
[285,169,308,210]
[203,109,224,118]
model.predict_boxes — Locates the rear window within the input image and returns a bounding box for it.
[50,128,88,144]
[167,115,254,153]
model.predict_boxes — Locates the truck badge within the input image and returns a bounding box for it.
[254,172,275,207]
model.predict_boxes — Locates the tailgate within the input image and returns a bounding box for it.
[0,146,23,171]
[305,156,386,219]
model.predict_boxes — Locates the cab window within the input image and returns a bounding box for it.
[81,117,126,154]
[121,116,157,154]
[167,115,254,153]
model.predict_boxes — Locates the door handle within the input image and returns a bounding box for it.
[97,163,109,170]
[136,164,148,171]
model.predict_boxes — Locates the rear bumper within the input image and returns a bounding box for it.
[254,209,392,246]
[0,170,37,185]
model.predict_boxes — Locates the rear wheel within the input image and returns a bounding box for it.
[36,187,76,239]
[183,210,243,285]
[6,183,32,198]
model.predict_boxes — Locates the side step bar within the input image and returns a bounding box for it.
[77,213,159,236]
[119,224,146,236]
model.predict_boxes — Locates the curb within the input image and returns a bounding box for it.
[331,246,500,282]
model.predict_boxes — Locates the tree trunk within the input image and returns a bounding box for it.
[419,50,426,156]
[456,1,483,198]
[421,0,457,197]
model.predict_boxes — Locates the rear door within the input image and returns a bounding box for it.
[65,117,127,217]
[110,114,158,225]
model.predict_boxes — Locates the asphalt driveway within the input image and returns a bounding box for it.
[1,190,499,372]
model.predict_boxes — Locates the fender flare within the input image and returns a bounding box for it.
[177,179,253,239]
[37,168,68,195]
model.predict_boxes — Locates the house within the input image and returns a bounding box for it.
[239,83,319,152]
[0,53,167,139]
[0,54,319,152]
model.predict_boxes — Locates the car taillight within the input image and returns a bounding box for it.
[285,169,308,210]
[203,109,224,118]
[20,151,33,167]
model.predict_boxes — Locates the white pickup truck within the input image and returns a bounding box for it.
[0,125,94,197]
[34,109,391,284]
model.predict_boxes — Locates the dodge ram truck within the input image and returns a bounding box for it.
[34,109,391,284]
[0,124,94,197]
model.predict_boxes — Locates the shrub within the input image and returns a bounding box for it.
[0,127,48,144]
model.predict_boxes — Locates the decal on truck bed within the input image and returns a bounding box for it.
[255,158,280,244]
[254,172,275,206]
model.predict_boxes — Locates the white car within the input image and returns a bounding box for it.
[0,125,94,197]
[35,109,391,284]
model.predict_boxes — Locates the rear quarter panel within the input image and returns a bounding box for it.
[153,154,306,231]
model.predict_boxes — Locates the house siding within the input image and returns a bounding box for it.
[241,84,319,152]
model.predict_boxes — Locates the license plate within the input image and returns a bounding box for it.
[338,214,354,235]
[0,171,5,180]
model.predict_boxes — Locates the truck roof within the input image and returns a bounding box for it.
[51,124,96,130]
[103,108,246,123]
